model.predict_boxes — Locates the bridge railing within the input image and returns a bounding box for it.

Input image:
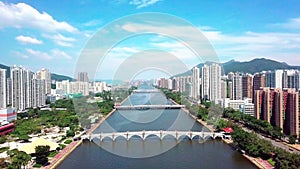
[81,130,224,142]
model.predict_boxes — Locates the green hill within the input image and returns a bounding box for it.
[173,58,300,77]
[0,63,73,81]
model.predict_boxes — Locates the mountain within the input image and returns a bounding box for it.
[222,58,300,74]
[0,63,73,81]
[51,73,74,82]
[173,58,300,77]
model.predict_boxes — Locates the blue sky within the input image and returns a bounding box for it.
[0,0,300,79]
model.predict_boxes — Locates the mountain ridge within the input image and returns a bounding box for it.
[173,58,300,77]
[0,63,74,81]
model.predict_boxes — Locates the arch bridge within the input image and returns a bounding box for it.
[81,130,224,142]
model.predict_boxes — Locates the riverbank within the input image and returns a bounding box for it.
[46,94,133,168]
[169,97,272,169]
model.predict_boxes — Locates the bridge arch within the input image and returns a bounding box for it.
[128,135,144,141]
[161,134,177,140]
[145,134,160,141]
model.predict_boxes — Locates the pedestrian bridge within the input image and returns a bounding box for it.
[114,105,185,110]
[133,90,161,93]
[81,130,224,142]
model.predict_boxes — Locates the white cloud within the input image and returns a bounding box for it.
[42,33,76,47]
[272,17,300,30]
[83,19,102,27]
[26,48,52,60]
[24,48,72,60]
[129,0,161,9]
[51,49,72,59]
[15,35,43,45]
[12,51,29,59]
[0,2,77,33]
[135,22,300,64]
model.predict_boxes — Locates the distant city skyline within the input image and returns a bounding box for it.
[0,0,300,79]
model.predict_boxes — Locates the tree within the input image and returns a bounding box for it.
[66,129,75,137]
[0,136,7,144]
[35,145,50,165]
[216,119,227,130]
[6,150,31,169]
[288,135,297,144]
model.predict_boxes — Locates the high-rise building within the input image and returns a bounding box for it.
[283,89,299,136]
[228,81,233,99]
[209,63,222,102]
[11,66,26,111]
[32,74,46,108]
[200,64,222,102]
[275,70,283,89]
[221,80,227,99]
[6,78,12,107]
[10,66,46,111]
[201,65,210,100]
[38,68,51,94]
[232,73,243,100]
[253,73,265,100]
[191,67,200,101]
[242,74,253,99]
[78,72,89,82]
[0,69,6,108]
[254,87,299,136]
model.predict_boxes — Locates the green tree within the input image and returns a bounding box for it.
[66,129,75,137]
[35,145,50,165]
[216,119,227,130]
[288,135,297,144]
[0,136,7,144]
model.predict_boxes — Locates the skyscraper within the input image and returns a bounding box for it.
[242,74,253,99]
[11,65,26,111]
[283,89,299,136]
[232,73,243,100]
[0,69,6,108]
[209,63,221,102]
[192,67,200,101]
[38,68,51,94]
[254,87,299,136]
[10,66,46,111]
[253,73,265,100]
[201,65,210,100]
[78,72,89,82]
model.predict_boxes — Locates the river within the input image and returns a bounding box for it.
[58,88,257,169]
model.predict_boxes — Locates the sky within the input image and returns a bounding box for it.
[0,0,300,80]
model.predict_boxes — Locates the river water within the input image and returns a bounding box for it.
[58,89,257,169]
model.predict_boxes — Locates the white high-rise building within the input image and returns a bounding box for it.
[11,66,26,111]
[10,66,46,111]
[32,74,46,108]
[192,67,200,101]
[221,80,227,99]
[209,63,222,102]
[38,68,51,94]
[232,73,243,100]
[201,65,210,100]
[24,69,34,108]
[275,70,283,89]
[0,69,6,108]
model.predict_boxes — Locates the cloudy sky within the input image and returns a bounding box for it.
[0,0,300,79]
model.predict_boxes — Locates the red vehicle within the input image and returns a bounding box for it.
[0,123,15,136]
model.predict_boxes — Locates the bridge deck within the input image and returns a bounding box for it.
[81,130,224,142]
[115,105,185,110]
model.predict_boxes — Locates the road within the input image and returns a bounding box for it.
[241,126,300,155]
